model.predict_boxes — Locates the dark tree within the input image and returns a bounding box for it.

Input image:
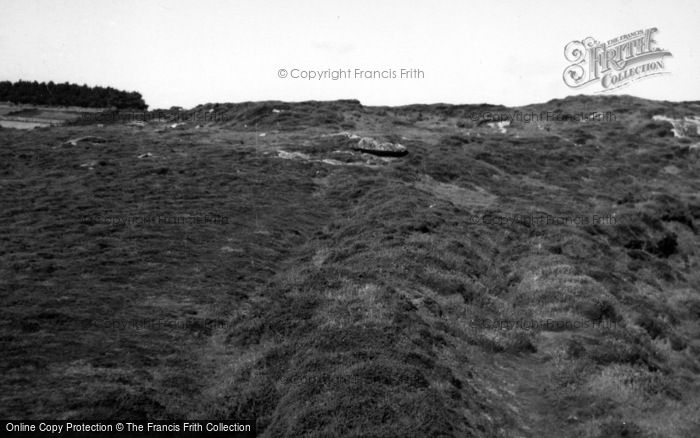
[0,80,147,109]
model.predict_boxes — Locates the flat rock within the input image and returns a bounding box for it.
[277,150,311,160]
[352,137,408,157]
[63,136,108,146]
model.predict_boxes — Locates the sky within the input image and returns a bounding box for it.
[1,0,698,109]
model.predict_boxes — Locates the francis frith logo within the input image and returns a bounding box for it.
[563,27,672,91]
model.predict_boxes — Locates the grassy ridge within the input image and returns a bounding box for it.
[1,96,700,437]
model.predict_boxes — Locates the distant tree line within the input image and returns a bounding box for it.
[0,80,147,109]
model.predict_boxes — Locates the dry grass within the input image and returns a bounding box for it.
[2,95,700,436]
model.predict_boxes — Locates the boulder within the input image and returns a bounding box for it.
[487,120,510,133]
[352,137,408,157]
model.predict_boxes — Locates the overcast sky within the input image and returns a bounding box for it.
[1,0,698,109]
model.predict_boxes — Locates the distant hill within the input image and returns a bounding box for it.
[0,80,147,110]
[1,95,700,436]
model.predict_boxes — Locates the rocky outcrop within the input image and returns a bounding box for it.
[352,137,408,156]
[62,136,108,146]
[652,115,700,138]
